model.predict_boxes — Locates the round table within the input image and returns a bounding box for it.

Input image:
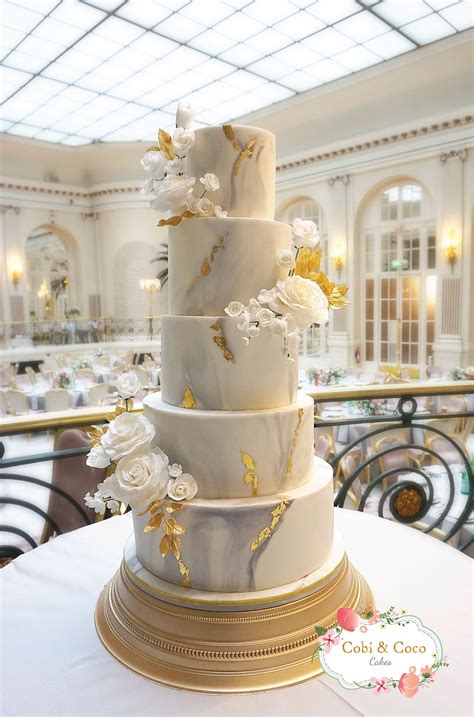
[1,510,471,716]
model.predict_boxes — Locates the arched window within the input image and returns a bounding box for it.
[281,198,328,361]
[26,227,72,320]
[362,182,436,369]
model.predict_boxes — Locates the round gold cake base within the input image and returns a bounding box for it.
[95,553,373,694]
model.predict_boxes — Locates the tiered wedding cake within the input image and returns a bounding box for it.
[93,106,372,693]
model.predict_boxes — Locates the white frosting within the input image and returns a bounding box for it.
[168,217,291,316]
[133,458,334,592]
[160,315,297,410]
[144,391,314,499]
[186,126,276,219]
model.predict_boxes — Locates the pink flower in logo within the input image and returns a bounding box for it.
[318,628,340,653]
[421,665,434,678]
[337,607,360,632]
[360,625,368,633]
[368,610,380,624]
[372,677,390,694]
[398,669,420,698]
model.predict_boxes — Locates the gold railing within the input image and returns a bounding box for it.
[0,403,143,436]
[307,380,474,402]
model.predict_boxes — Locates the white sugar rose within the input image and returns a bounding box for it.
[214,205,228,218]
[167,473,198,501]
[265,276,329,330]
[86,443,110,469]
[199,173,220,192]
[101,412,155,462]
[109,448,169,511]
[141,150,166,179]
[168,463,182,478]
[256,307,274,327]
[85,491,106,514]
[165,157,186,175]
[196,197,214,217]
[292,218,320,249]
[176,100,197,129]
[225,301,245,318]
[185,194,199,213]
[270,316,288,337]
[151,175,195,211]
[276,248,296,270]
[116,371,141,400]
[172,128,195,156]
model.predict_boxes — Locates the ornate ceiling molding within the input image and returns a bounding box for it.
[439,148,467,162]
[0,182,141,199]
[276,115,473,173]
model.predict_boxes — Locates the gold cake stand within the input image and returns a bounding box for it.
[95,534,373,694]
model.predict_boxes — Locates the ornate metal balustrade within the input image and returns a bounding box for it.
[0,316,161,347]
[309,382,474,554]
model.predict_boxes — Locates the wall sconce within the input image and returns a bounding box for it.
[442,229,458,272]
[140,278,161,340]
[331,243,344,278]
[9,257,23,290]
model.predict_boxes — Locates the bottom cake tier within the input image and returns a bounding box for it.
[133,457,334,592]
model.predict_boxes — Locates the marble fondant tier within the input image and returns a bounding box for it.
[133,458,334,592]
[160,315,297,410]
[186,125,276,219]
[168,217,291,316]
[143,391,314,499]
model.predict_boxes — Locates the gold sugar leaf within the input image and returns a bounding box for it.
[162,517,186,536]
[223,124,235,142]
[144,512,163,533]
[146,145,161,153]
[172,521,185,535]
[182,386,197,409]
[149,500,164,514]
[158,128,175,160]
[170,535,181,560]
[210,320,221,331]
[88,425,105,448]
[241,452,257,472]
[159,534,171,557]
[169,502,184,512]
[158,214,183,227]
[294,247,322,279]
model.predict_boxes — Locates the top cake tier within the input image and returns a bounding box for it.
[186,125,276,219]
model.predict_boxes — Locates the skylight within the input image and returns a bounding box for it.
[1,0,472,145]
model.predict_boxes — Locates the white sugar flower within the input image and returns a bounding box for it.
[270,316,288,337]
[237,312,251,332]
[276,248,296,270]
[292,218,319,249]
[196,197,214,217]
[167,473,198,501]
[165,158,186,175]
[86,444,110,469]
[199,173,220,192]
[248,324,260,338]
[256,307,274,327]
[141,150,166,179]
[172,127,195,156]
[258,288,277,304]
[242,336,250,345]
[168,463,183,478]
[176,101,197,129]
[116,371,141,400]
[151,175,195,211]
[108,448,169,511]
[140,176,155,195]
[287,331,301,351]
[185,194,199,213]
[106,499,120,514]
[247,298,261,315]
[101,412,155,463]
[225,301,245,318]
[265,275,329,330]
[214,205,228,218]
[85,491,106,515]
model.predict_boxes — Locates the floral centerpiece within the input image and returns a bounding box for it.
[57,371,71,389]
[84,372,198,586]
[141,102,227,227]
[226,221,348,361]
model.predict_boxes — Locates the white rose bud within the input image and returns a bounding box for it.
[168,463,183,478]
[172,127,195,156]
[176,101,197,129]
[276,248,296,270]
[151,175,195,212]
[199,173,220,192]
[292,217,320,249]
[196,197,214,217]
[167,473,198,501]
[100,412,155,463]
[224,301,245,318]
[116,371,141,400]
[256,307,274,327]
[214,205,228,218]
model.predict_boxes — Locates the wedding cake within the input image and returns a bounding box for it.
[92,104,372,693]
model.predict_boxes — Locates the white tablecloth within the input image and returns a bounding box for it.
[1,510,472,717]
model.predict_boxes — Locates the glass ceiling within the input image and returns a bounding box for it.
[1,0,472,146]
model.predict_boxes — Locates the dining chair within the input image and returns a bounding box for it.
[44,389,70,412]
[4,389,30,415]
[87,382,109,406]
[370,430,422,487]
[25,366,38,385]
[0,363,15,386]
[424,418,472,466]
[314,430,336,462]
[76,368,97,384]
[440,395,468,414]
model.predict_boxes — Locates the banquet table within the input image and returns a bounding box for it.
[1,510,471,717]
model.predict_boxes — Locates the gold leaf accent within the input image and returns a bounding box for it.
[294,246,322,277]
[158,128,175,160]
[223,124,235,142]
[241,451,258,496]
[294,248,349,310]
[88,425,106,448]
[144,512,163,532]
[178,559,191,587]
[168,502,184,512]
[286,408,304,482]
[182,386,197,409]
[159,534,171,557]
[186,235,226,295]
[249,499,289,551]
[170,535,181,560]
[233,139,256,176]
[146,145,161,153]
[157,210,196,228]
[210,320,234,362]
